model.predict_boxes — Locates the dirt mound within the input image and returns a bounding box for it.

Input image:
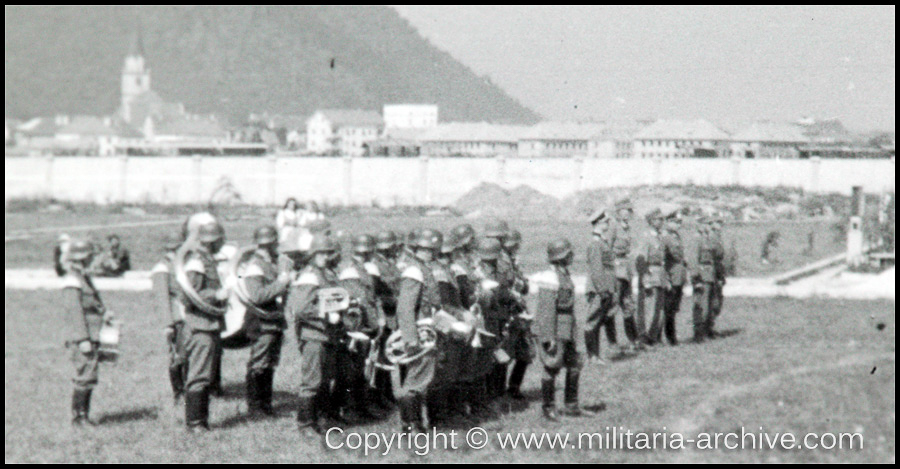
[454,182,563,220]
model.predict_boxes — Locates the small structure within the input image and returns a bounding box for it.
[383,104,438,129]
[729,121,809,158]
[306,109,383,156]
[632,119,730,158]
[417,122,527,157]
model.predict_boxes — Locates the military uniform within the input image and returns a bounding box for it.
[287,263,343,429]
[637,228,667,345]
[709,225,727,335]
[62,267,105,424]
[659,228,687,345]
[369,252,401,405]
[585,231,617,358]
[474,261,513,399]
[180,247,227,429]
[611,220,639,344]
[534,264,583,418]
[151,254,187,406]
[240,248,288,414]
[504,251,532,399]
[692,228,717,342]
[338,257,383,417]
[395,255,441,431]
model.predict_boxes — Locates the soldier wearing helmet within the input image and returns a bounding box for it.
[472,237,515,401]
[239,226,291,417]
[337,234,383,420]
[368,230,403,406]
[449,224,477,308]
[286,233,344,434]
[635,207,667,346]
[395,229,421,272]
[179,220,230,432]
[585,208,618,364]
[500,228,532,400]
[151,231,188,419]
[690,217,716,343]
[434,231,465,310]
[534,238,591,421]
[395,228,443,434]
[61,239,107,426]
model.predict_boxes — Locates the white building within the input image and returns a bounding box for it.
[306,109,383,156]
[729,121,809,158]
[418,122,528,157]
[383,104,438,129]
[633,119,730,158]
[120,36,151,124]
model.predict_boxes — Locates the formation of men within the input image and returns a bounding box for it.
[64,201,729,434]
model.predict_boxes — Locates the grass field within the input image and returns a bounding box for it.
[4,288,894,463]
[5,207,846,278]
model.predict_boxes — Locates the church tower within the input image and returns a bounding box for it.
[121,29,151,124]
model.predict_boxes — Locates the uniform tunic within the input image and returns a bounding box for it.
[534,267,582,379]
[585,232,617,356]
[180,249,226,393]
[242,249,288,373]
[151,255,188,390]
[62,270,104,390]
[395,257,440,397]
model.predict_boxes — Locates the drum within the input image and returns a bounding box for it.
[97,316,121,363]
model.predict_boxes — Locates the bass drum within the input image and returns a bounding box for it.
[220,246,259,349]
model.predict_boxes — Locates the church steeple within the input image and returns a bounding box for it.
[121,26,151,124]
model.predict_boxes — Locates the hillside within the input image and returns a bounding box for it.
[4,5,539,124]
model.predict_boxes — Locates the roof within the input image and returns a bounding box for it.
[154,116,227,138]
[731,122,809,143]
[56,116,116,137]
[633,119,730,141]
[519,121,606,141]
[798,118,853,143]
[16,117,60,137]
[312,109,383,128]
[418,122,529,143]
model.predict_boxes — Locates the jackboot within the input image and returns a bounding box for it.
[71,388,96,426]
[185,390,209,433]
[541,379,558,422]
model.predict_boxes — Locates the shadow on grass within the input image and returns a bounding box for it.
[215,391,298,429]
[97,407,159,425]
[711,328,743,340]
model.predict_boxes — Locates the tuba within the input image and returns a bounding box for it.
[173,237,227,318]
[383,306,494,366]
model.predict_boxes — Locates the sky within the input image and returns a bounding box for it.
[393,5,895,132]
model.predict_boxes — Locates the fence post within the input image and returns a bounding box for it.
[496,154,507,187]
[342,155,353,206]
[419,154,430,205]
[44,154,55,199]
[119,154,128,203]
[573,155,585,192]
[193,155,203,204]
[731,156,742,186]
[268,153,278,206]
[808,156,821,193]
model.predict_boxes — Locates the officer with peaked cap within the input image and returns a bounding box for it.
[611,197,641,351]
[635,207,666,346]
[657,206,687,345]
[585,208,618,363]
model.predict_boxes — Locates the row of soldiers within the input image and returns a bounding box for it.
[61,201,727,433]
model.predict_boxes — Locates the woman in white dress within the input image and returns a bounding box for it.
[276,198,301,244]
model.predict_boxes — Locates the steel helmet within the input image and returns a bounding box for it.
[352,234,376,254]
[253,225,278,245]
[68,239,94,261]
[441,231,459,254]
[477,237,503,261]
[161,231,183,251]
[547,238,573,263]
[375,230,398,250]
[197,222,225,243]
[503,229,522,250]
[451,224,476,248]
[309,234,339,254]
[483,219,510,239]
[414,229,442,250]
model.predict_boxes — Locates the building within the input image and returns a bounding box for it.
[383,104,438,129]
[418,122,528,157]
[120,33,152,124]
[306,109,383,156]
[517,122,605,158]
[632,119,730,158]
[729,121,809,158]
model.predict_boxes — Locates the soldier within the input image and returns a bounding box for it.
[585,208,617,363]
[473,237,514,400]
[534,239,590,421]
[370,230,402,404]
[502,229,532,401]
[151,232,187,416]
[434,231,464,309]
[179,221,230,432]
[395,229,443,433]
[691,217,715,343]
[708,216,727,337]
[287,233,344,434]
[337,234,383,420]
[449,224,478,309]
[240,226,291,416]
[612,197,641,351]
[636,208,667,346]
[62,239,107,426]
[660,207,687,346]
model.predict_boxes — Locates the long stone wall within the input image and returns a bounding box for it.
[5,155,895,206]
